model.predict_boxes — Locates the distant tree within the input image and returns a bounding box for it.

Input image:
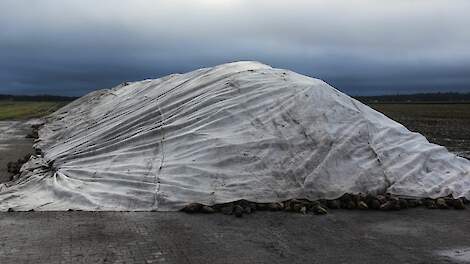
[354,92,470,103]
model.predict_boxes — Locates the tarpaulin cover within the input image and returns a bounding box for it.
[0,61,469,211]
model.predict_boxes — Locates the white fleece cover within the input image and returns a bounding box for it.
[1,61,469,211]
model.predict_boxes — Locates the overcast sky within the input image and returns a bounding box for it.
[1,0,470,96]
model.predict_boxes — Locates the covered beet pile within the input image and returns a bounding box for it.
[1,61,469,211]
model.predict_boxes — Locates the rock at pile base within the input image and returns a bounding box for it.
[180,193,466,217]
[326,200,341,209]
[201,205,215,214]
[436,198,449,209]
[452,199,466,210]
[233,205,243,217]
[312,206,328,215]
[221,205,234,215]
[357,201,368,210]
[181,203,202,213]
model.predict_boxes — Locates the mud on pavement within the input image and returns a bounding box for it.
[0,120,35,183]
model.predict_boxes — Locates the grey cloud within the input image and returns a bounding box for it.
[1,0,469,95]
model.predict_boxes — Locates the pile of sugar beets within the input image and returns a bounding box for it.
[181,193,467,217]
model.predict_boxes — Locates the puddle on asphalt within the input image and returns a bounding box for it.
[369,220,423,236]
[437,248,470,263]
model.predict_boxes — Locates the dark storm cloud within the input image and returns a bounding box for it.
[1,0,470,95]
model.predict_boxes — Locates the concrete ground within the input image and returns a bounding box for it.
[1,210,470,264]
[1,121,470,264]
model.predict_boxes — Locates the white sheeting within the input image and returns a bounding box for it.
[0,61,469,211]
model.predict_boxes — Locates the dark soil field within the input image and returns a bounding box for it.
[369,103,470,159]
